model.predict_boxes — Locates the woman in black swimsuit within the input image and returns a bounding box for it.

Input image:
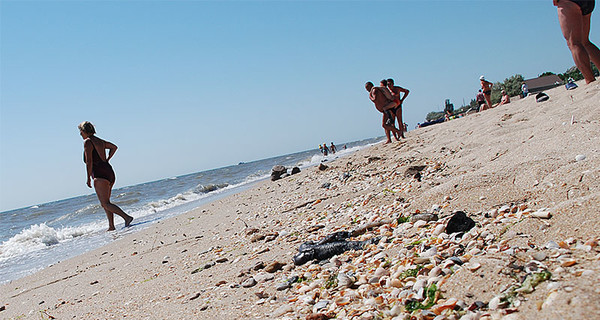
[554,0,600,84]
[79,121,133,231]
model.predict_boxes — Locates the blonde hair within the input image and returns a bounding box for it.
[78,121,96,135]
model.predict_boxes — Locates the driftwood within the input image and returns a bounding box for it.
[293,219,392,265]
[282,197,330,213]
[350,219,393,237]
[293,237,379,265]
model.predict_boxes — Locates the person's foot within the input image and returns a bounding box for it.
[125,216,134,227]
[107,226,116,232]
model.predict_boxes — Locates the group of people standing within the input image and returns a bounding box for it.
[365,78,410,143]
[319,142,337,156]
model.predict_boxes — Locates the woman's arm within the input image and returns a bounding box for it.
[84,139,94,188]
[104,140,118,161]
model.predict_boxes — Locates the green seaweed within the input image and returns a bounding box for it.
[409,239,423,246]
[405,284,438,312]
[515,270,552,294]
[397,216,410,224]
[399,265,423,279]
[325,273,338,289]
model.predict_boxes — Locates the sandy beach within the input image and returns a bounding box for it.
[2,82,599,319]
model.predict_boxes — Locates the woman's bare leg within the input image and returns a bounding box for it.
[94,179,133,231]
[484,94,492,109]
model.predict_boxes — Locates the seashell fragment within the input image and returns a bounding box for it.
[465,262,481,272]
[560,258,577,267]
[531,209,552,219]
[337,272,355,288]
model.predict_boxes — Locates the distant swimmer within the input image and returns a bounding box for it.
[365,81,402,143]
[79,121,133,231]
[322,143,329,156]
[330,142,336,154]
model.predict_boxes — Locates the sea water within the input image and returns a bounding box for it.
[0,137,382,284]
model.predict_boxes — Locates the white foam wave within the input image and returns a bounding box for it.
[0,223,101,261]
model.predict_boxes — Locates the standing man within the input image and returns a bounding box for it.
[365,81,402,143]
[386,78,410,138]
[480,76,493,110]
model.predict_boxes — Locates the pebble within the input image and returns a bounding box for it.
[488,296,507,310]
[532,252,547,261]
[215,257,228,263]
[241,277,257,288]
[465,262,481,272]
[432,224,446,236]
[531,209,552,219]
[545,241,560,249]
[411,213,438,222]
[253,261,265,270]
[313,300,329,312]
[265,261,285,273]
[271,304,293,317]
[564,286,574,292]
[560,258,577,267]
[542,291,559,309]
[575,154,586,161]
[337,273,355,288]
[254,272,274,283]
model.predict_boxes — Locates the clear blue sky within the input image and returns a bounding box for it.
[0,0,593,211]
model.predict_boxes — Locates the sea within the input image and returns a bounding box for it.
[0,137,382,285]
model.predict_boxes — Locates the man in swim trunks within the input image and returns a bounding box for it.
[386,78,410,139]
[554,0,600,84]
[479,76,493,110]
[365,81,402,143]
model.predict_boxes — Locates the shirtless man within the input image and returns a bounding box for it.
[365,81,402,143]
[479,76,493,110]
[386,78,410,138]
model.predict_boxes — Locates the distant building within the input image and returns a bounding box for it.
[524,74,563,94]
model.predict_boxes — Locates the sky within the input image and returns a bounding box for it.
[0,0,595,211]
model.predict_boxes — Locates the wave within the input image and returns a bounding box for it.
[0,223,100,262]
[193,183,229,194]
